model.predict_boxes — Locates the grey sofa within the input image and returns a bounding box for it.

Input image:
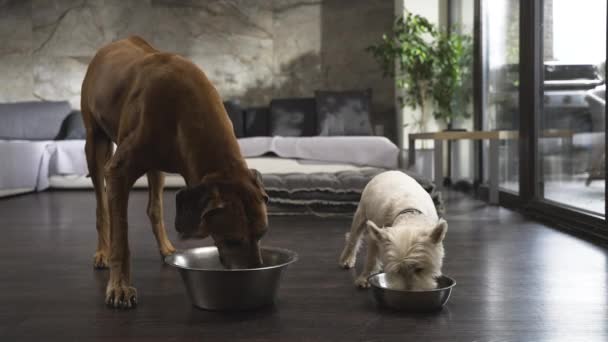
[0,101,75,196]
[0,94,424,216]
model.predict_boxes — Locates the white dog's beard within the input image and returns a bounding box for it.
[384,272,408,290]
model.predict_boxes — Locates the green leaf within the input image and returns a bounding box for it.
[366,13,472,125]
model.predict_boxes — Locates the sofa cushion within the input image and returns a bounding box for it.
[269,98,316,137]
[57,110,86,140]
[244,107,270,137]
[223,100,244,138]
[315,90,373,136]
[262,168,445,217]
[0,101,72,140]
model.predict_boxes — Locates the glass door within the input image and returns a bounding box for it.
[481,0,520,193]
[539,0,607,216]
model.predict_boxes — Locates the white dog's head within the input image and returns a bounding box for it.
[367,218,447,291]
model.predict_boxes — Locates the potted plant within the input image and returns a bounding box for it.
[431,29,473,130]
[366,13,436,132]
[366,13,473,131]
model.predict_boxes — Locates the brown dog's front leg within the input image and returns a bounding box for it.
[104,150,141,309]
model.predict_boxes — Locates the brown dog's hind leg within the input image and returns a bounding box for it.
[146,171,176,258]
[104,140,144,309]
[85,129,113,269]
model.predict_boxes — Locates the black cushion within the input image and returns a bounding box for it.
[315,89,373,136]
[0,101,72,140]
[223,100,244,138]
[57,110,86,140]
[244,107,270,137]
[269,98,317,137]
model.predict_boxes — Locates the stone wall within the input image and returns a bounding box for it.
[0,0,396,138]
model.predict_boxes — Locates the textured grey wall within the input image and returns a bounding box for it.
[0,0,396,138]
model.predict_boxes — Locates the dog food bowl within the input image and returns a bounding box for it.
[368,273,456,312]
[165,246,297,311]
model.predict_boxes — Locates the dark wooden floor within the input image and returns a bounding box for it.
[0,190,607,341]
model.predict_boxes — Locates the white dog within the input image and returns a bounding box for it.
[339,170,447,290]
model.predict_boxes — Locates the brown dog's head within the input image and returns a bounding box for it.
[175,169,269,269]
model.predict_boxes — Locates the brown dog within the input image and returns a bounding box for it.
[81,36,269,309]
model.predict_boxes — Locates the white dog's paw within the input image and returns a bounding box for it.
[339,252,356,269]
[339,258,355,269]
[355,276,370,289]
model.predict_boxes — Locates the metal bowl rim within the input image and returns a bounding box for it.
[164,246,298,272]
[367,273,456,293]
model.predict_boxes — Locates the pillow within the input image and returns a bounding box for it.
[244,107,270,137]
[269,98,317,137]
[57,110,86,140]
[314,90,373,136]
[0,101,72,140]
[223,100,244,138]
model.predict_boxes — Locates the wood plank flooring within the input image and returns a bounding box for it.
[0,190,606,341]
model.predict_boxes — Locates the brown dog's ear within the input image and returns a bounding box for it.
[175,183,211,237]
[249,168,269,203]
[198,191,226,238]
[201,191,226,218]
[175,184,206,232]
[176,182,227,238]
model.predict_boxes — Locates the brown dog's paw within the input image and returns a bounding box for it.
[93,251,109,269]
[105,283,138,309]
[160,242,176,258]
[355,276,370,289]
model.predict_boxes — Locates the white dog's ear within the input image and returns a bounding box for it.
[430,218,448,244]
[367,220,387,242]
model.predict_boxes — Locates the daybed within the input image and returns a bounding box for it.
[0,91,441,215]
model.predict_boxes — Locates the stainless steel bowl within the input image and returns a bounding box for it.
[368,273,456,312]
[165,246,298,311]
